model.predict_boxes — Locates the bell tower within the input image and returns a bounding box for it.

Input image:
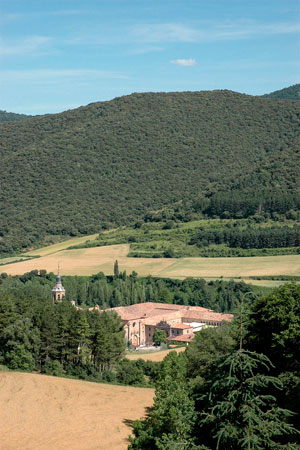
[52,264,65,303]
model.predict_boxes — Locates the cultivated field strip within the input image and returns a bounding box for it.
[0,244,300,282]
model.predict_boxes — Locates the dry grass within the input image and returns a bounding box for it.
[158,255,300,278]
[126,347,186,362]
[0,371,154,450]
[1,244,300,284]
[0,245,173,276]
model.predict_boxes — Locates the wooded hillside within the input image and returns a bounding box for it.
[262,83,300,100]
[0,110,32,123]
[1,90,299,253]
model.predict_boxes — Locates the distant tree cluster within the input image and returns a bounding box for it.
[262,83,300,101]
[190,224,300,249]
[206,190,300,219]
[0,293,125,376]
[0,269,252,313]
[0,110,32,123]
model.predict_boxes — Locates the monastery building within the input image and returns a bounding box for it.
[106,302,233,348]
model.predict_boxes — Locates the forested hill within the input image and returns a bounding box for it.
[262,83,300,100]
[0,110,32,123]
[1,90,300,253]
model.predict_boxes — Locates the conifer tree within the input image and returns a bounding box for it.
[197,349,299,449]
[114,260,119,278]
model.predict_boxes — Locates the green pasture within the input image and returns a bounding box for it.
[26,234,99,256]
[66,218,300,259]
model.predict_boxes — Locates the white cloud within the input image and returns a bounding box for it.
[171,58,196,67]
[130,20,300,44]
[0,12,22,25]
[0,36,53,56]
[127,46,163,55]
[0,69,129,83]
[65,19,300,49]
[132,23,198,43]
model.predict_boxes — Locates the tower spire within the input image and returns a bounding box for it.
[52,263,65,303]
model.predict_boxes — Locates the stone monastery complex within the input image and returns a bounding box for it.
[52,269,233,348]
[107,302,233,347]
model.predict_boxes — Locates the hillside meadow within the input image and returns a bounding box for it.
[0,371,154,450]
[0,243,300,287]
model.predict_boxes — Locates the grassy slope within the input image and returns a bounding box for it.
[0,371,153,450]
[27,233,99,256]
[1,90,299,253]
[74,219,300,258]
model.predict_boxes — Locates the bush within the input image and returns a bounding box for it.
[116,359,145,386]
[43,360,63,377]
[101,369,117,383]
[163,247,175,258]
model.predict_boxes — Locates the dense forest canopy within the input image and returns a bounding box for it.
[1,89,299,254]
[262,84,300,101]
[0,269,253,312]
[0,110,32,123]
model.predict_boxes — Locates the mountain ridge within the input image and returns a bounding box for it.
[0,89,299,253]
[1,84,299,120]
[262,83,300,101]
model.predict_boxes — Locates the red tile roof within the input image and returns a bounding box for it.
[170,323,192,329]
[167,333,195,342]
[181,310,233,322]
[106,302,233,325]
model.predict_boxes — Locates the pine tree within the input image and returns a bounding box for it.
[197,349,299,449]
[114,260,119,278]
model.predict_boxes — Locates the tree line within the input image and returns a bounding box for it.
[0,268,252,313]
[190,224,300,249]
[0,294,125,376]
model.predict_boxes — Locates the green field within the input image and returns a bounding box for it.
[0,256,33,266]
[67,219,300,259]
[26,233,99,256]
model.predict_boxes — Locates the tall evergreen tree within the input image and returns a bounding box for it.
[196,350,299,449]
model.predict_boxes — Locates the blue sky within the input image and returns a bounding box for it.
[1,0,299,114]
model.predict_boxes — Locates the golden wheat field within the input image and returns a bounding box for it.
[0,371,154,450]
[1,243,300,284]
[126,347,185,362]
